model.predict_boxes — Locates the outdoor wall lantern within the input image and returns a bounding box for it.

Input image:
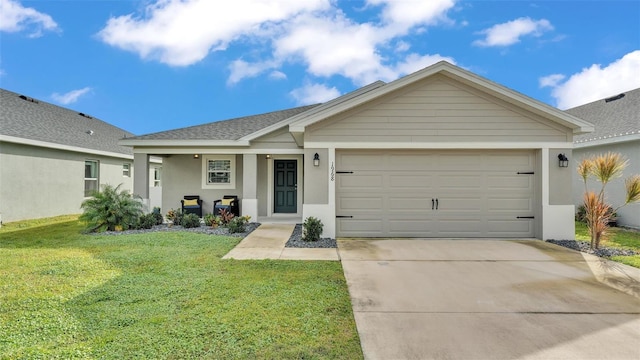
[193,154,200,159]
[313,153,320,167]
[558,153,569,168]
[266,154,271,159]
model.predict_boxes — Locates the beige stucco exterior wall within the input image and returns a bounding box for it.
[161,154,244,216]
[573,141,640,229]
[303,148,328,204]
[549,149,573,205]
[0,142,133,222]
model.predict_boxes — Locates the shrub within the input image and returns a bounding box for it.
[80,184,144,232]
[136,213,157,230]
[218,208,235,225]
[228,215,251,234]
[303,217,323,242]
[204,213,222,228]
[151,207,164,225]
[181,213,201,228]
[166,209,183,226]
[576,205,587,222]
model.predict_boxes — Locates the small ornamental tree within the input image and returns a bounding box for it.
[80,184,144,232]
[578,152,640,249]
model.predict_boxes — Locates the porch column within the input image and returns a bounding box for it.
[242,154,258,220]
[134,153,150,211]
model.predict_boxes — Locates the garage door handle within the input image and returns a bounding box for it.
[432,198,435,210]
[436,198,439,210]
[336,215,353,218]
[517,216,535,219]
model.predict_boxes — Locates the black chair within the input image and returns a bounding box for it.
[181,195,203,217]
[213,195,239,217]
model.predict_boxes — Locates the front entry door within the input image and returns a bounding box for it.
[274,160,297,213]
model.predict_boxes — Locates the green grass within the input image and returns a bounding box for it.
[575,221,640,268]
[0,219,363,359]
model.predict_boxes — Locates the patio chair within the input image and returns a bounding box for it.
[213,195,239,217]
[181,195,203,217]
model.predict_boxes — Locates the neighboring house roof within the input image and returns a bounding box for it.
[121,61,594,148]
[565,88,640,147]
[0,88,134,158]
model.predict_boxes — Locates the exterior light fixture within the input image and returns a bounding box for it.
[313,153,320,167]
[266,154,271,159]
[558,153,568,168]
[193,154,200,159]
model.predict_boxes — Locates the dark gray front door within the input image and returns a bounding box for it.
[274,160,297,213]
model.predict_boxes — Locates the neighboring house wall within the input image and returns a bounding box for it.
[0,142,133,222]
[162,154,244,216]
[573,141,640,228]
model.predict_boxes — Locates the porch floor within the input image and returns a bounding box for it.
[257,216,302,224]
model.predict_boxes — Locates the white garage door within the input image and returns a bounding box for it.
[336,150,536,238]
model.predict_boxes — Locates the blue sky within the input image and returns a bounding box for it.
[1,0,639,135]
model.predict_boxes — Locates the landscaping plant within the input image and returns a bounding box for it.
[204,213,221,228]
[228,215,251,234]
[180,213,201,228]
[151,207,164,225]
[79,184,144,232]
[217,208,235,225]
[166,208,183,226]
[577,152,640,249]
[303,216,323,241]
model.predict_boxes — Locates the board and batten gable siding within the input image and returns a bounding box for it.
[305,75,571,143]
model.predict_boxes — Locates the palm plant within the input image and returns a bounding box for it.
[578,152,640,249]
[80,184,144,232]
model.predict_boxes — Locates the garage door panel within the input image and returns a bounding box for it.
[339,196,383,211]
[336,150,535,238]
[389,175,434,189]
[487,198,533,212]
[339,175,383,189]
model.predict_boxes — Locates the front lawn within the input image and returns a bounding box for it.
[0,218,363,359]
[575,221,640,268]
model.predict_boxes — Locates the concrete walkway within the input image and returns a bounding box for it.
[222,223,339,260]
[339,239,640,360]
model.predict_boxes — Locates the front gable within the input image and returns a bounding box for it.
[305,75,572,144]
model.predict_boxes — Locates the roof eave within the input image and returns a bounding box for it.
[119,139,251,147]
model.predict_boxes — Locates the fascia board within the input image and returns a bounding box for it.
[119,139,250,147]
[1,134,133,159]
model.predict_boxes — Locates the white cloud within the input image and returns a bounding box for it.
[290,83,340,105]
[393,53,455,75]
[474,17,553,47]
[97,0,458,87]
[0,0,59,37]
[395,41,411,52]
[52,87,92,105]
[539,74,565,88]
[541,51,640,109]
[269,70,287,80]
[98,0,329,66]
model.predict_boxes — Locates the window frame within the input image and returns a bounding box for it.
[202,155,235,189]
[122,163,131,177]
[84,160,99,197]
[153,166,162,187]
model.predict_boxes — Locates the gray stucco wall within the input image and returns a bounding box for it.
[549,149,573,205]
[303,148,328,204]
[257,154,268,216]
[162,154,244,216]
[0,141,133,222]
[573,141,640,229]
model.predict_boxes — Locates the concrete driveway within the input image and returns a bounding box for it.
[338,239,640,360]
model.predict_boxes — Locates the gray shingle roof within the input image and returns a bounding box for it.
[565,88,640,144]
[0,88,134,156]
[128,104,320,141]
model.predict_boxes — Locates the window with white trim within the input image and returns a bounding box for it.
[153,166,162,187]
[202,155,235,189]
[84,160,99,197]
[122,163,131,177]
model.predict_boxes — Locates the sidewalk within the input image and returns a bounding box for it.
[222,223,339,261]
